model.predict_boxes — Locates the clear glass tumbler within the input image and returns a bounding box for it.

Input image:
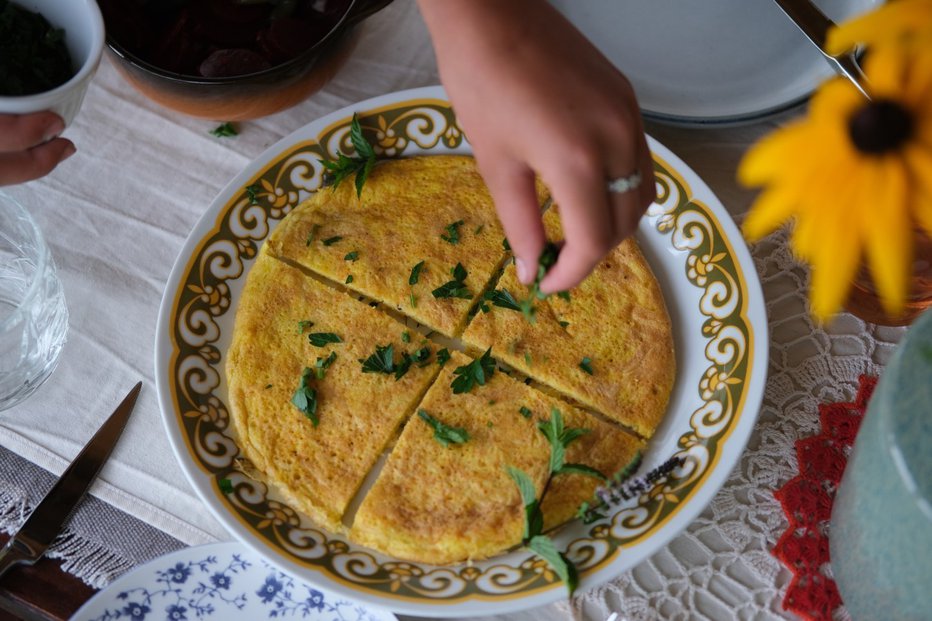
[0,193,69,410]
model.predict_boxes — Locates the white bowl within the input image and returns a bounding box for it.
[0,0,104,127]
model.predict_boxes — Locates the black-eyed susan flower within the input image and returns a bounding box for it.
[827,0,932,54]
[739,38,932,321]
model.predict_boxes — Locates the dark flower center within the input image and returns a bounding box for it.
[849,99,914,154]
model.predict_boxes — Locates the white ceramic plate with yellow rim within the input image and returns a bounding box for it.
[154,86,768,617]
[549,0,881,125]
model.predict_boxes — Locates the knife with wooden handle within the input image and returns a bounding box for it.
[773,0,871,99]
[0,382,141,579]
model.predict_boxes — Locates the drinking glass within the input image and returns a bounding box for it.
[0,193,69,410]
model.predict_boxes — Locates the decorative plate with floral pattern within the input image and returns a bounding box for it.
[72,542,397,621]
[154,86,768,617]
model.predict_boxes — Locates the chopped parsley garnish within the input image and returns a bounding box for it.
[519,243,560,323]
[410,346,432,365]
[305,224,321,247]
[245,184,260,205]
[344,250,359,261]
[558,320,570,328]
[308,332,342,347]
[440,220,465,244]
[409,260,425,285]
[314,351,337,379]
[524,351,532,366]
[323,236,343,246]
[432,263,472,299]
[538,408,592,475]
[409,293,417,308]
[401,331,411,343]
[579,357,594,375]
[291,367,319,426]
[557,291,571,302]
[451,348,495,394]
[210,122,237,137]
[502,237,512,252]
[485,288,522,311]
[418,409,469,447]
[360,344,395,375]
[319,113,377,197]
[345,275,354,284]
[218,478,234,494]
[296,320,314,333]
[474,224,485,235]
[437,348,451,367]
[519,406,533,419]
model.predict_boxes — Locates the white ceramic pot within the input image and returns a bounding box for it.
[0,0,105,127]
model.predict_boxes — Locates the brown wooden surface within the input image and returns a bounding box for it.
[0,534,96,621]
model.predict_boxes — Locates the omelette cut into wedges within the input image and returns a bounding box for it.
[266,155,547,338]
[226,252,439,532]
[349,352,644,564]
[462,209,675,438]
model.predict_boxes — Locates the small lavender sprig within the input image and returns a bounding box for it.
[577,454,685,523]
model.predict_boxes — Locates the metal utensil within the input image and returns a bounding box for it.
[0,382,142,579]
[773,0,871,98]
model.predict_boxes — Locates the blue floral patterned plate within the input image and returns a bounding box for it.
[70,542,398,621]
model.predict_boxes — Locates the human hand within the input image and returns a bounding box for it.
[0,112,76,186]
[417,0,655,293]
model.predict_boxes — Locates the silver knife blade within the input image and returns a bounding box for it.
[0,382,141,578]
[773,0,871,99]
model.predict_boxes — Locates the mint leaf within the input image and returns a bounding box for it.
[528,535,578,595]
[558,463,607,480]
[450,348,495,394]
[291,367,319,426]
[485,288,522,311]
[441,220,464,244]
[210,122,237,137]
[507,466,543,540]
[360,344,395,375]
[320,113,377,197]
[418,409,469,447]
[314,351,337,380]
[308,332,342,347]
[409,260,425,285]
[437,348,451,367]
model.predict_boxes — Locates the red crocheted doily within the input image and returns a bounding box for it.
[772,374,877,621]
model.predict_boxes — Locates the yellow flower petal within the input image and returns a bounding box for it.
[861,157,911,317]
[826,0,932,55]
[737,122,809,186]
[742,186,800,240]
[863,44,908,100]
[905,145,932,236]
[809,221,863,320]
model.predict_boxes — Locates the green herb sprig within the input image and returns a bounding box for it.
[506,465,578,594]
[308,332,342,347]
[450,348,495,393]
[432,263,472,300]
[519,243,561,323]
[418,409,470,447]
[319,113,377,197]
[441,220,464,244]
[210,122,237,137]
[291,367,319,426]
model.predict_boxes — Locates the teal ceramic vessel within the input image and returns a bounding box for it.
[831,309,932,620]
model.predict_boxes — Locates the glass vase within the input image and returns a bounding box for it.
[844,227,932,326]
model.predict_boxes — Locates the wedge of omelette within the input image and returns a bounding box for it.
[461,209,675,438]
[266,155,547,338]
[349,352,644,564]
[226,252,440,532]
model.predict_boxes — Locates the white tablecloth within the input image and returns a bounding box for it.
[0,1,905,619]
